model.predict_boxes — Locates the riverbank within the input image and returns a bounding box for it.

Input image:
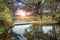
[15,20,57,25]
[31,20,57,25]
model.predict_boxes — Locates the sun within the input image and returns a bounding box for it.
[20,9,26,16]
[15,8,32,16]
[15,8,26,16]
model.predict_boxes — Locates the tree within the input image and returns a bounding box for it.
[0,0,14,40]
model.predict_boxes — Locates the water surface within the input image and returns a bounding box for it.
[12,23,60,40]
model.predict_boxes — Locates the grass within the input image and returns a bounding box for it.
[15,15,58,24]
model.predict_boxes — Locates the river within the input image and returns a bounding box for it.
[11,22,60,40]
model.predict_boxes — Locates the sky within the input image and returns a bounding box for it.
[14,0,28,8]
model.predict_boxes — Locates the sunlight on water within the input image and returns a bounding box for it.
[42,26,52,33]
[12,25,30,35]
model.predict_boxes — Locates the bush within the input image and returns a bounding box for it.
[0,6,13,34]
[55,16,60,23]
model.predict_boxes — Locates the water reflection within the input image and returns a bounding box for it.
[42,26,52,33]
[12,23,60,40]
[12,24,31,40]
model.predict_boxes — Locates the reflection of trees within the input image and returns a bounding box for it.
[23,24,48,40]
[54,24,60,40]
[23,24,60,40]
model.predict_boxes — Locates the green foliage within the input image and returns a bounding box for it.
[0,25,8,34]
[0,9,13,34]
[55,16,60,23]
[0,7,12,22]
[0,0,7,12]
[43,0,56,8]
[0,0,13,34]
